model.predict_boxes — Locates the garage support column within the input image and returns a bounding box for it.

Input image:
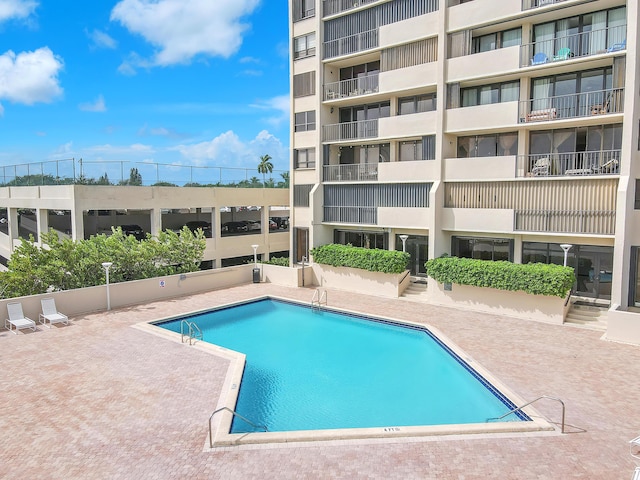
[37,208,49,242]
[150,208,162,237]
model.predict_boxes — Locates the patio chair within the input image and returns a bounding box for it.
[607,39,626,53]
[39,297,69,328]
[553,47,572,61]
[531,52,548,66]
[531,157,551,176]
[5,302,36,334]
[592,158,619,174]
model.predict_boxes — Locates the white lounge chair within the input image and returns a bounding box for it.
[5,302,36,334]
[39,298,69,328]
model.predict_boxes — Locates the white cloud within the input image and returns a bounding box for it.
[250,94,290,127]
[87,29,117,49]
[0,47,63,111]
[172,130,288,171]
[79,94,106,112]
[110,0,260,70]
[0,0,38,23]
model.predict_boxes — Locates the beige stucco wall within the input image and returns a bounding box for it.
[310,264,409,298]
[379,12,438,48]
[379,63,438,93]
[445,102,519,133]
[606,309,640,345]
[378,207,431,230]
[447,0,521,32]
[444,156,518,181]
[447,46,521,84]
[379,111,437,139]
[441,208,515,233]
[378,160,439,183]
[426,278,567,324]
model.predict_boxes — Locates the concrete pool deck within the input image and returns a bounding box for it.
[0,283,638,479]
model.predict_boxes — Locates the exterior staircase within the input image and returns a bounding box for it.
[565,298,609,331]
[400,279,429,301]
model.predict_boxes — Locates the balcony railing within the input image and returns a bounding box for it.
[519,87,624,123]
[323,0,379,17]
[520,25,627,67]
[324,28,378,59]
[521,0,570,10]
[323,119,379,142]
[515,210,615,235]
[323,163,379,182]
[517,150,620,177]
[324,206,377,224]
[324,73,380,101]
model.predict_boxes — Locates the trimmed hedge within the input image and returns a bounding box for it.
[311,244,409,274]
[260,257,290,267]
[424,256,574,298]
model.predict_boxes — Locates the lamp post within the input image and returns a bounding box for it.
[251,244,259,267]
[560,244,573,267]
[101,262,113,310]
[399,234,409,253]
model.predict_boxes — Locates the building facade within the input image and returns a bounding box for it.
[288,0,640,321]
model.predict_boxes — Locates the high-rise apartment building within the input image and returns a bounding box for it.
[288,0,640,335]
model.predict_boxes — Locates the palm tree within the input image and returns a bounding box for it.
[279,171,290,188]
[257,154,273,188]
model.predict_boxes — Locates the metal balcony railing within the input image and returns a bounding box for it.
[521,0,570,10]
[516,149,621,177]
[323,119,379,142]
[519,87,624,123]
[323,164,379,182]
[324,73,380,101]
[323,0,379,16]
[515,209,616,235]
[323,206,377,224]
[520,25,627,67]
[324,28,378,59]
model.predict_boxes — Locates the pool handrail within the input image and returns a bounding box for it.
[487,395,566,433]
[180,319,202,345]
[311,288,327,310]
[209,407,268,448]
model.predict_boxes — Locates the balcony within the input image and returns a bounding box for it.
[520,25,627,67]
[515,209,615,235]
[323,119,379,142]
[324,73,379,101]
[324,29,378,60]
[324,206,377,224]
[324,164,378,182]
[516,150,620,178]
[521,0,571,10]
[323,0,379,17]
[447,46,520,83]
[448,0,520,32]
[519,88,624,124]
[446,101,519,132]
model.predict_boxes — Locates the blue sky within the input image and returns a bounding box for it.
[0,0,290,184]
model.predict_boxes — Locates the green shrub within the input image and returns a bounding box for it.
[310,244,409,274]
[260,257,290,267]
[424,257,574,298]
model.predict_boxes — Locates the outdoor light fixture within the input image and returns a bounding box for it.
[251,244,259,267]
[102,262,113,311]
[399,234,409,253]
[559,244,573,267]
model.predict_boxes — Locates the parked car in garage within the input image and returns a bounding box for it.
[270,217,289,229]
[222,221,249,233]
[120,224,146,240]
[185,220,212,238]
[245,220,261,231]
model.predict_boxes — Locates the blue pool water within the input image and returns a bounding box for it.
[158,298,527,433]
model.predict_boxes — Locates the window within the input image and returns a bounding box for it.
[398,93,437,115]
[292,0,315,21]
[294,111,316,132]
[461,81,519,107]
[529,124,622,156]
[635,180,640,209]
[293,33,316,59]
[293,71,315,98]
[294,184,313,207]
[339,102,390,122]
[472,28,521,53]
[452,236,513,261]
[457,132,518,158]
[334,230,387,249]
[294,148,315,169]
[399,136,436,161]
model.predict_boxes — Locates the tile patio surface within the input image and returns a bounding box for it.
[0,283,639,479]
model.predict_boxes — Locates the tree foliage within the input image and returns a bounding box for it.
[424,256,575,298]
[257,154,274,187]
[0,227,206,298]
[310,244,409,274]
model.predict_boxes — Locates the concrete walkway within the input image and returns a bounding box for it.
[0,283,638,479]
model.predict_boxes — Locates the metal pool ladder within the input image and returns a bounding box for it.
[209,407,268,448]
[487,395,566,433]
[311,288,327,310]
[180,319,202,345]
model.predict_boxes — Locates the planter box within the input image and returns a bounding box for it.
[311,264,409,298]
[426,278,568,324]
[259,263,313,287]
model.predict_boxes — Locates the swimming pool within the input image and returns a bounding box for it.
[156,298,534,437]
